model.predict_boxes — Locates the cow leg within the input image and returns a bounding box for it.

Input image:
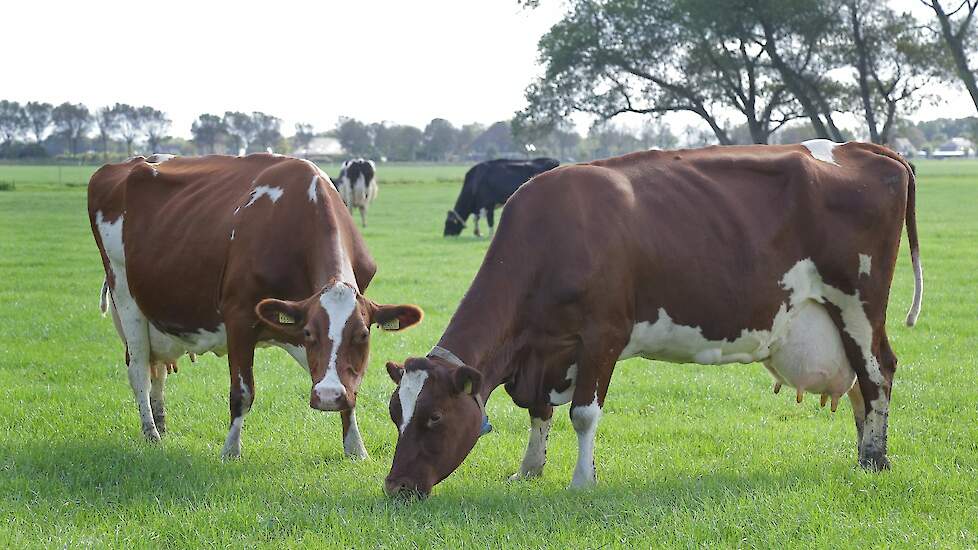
[149,363,168,435]
[221,326,256,460]
[848,379,866,448]
[359,205,367,228]
[568,339,621,488]
[109,284,159,442]
[473,212,482,237]
[486,207,495,237]
[509,404,553,481]
[341,408,368,459]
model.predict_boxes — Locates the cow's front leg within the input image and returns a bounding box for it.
[509,404,553,481]
[359,206,367,228]
[473,212,482,237]
[341,408,368,459]
[222,327,256,460]
[149,363,168,435]
[486,206,496,237]
[847,380,866,449]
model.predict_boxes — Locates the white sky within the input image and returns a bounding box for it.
[4,0,974,139]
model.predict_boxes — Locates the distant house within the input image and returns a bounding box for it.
[891,137,916,158]
[292,136,343,158]
[932,137,975,159]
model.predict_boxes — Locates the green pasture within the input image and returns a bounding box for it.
[0,160,976,547]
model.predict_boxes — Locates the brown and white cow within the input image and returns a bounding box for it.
[383,140,922,497]
[88,153,422,460]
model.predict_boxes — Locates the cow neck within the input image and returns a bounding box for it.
[434,263,525,400]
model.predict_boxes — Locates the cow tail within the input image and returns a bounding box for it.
[904,162,923,327]
[99,278,110,316]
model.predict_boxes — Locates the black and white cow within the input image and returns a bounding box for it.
[336,158,378,228]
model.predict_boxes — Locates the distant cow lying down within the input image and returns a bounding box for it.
[89,153,422,460]
[337,158,378,227]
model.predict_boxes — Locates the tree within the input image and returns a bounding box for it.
[94,107,119,161]
[845,1,938,144]
[335,117,373,157]
[920,0,978,113]
[373,123,424,161]
[640,120,678,149]
[518,0,799,145]
[0,100,25,146]
[421,118,460,160]
[224,111,258,154]
[191,114,226,154]
[294,123,315,151]
[52,102,91,155]
[252,112,282,152]
[23,102,53,143]
[140,107,170,153]
[110,104,143,157]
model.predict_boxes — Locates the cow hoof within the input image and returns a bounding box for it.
[221,447,242,461]
[508,469,543,482]
[143,428,162,443]
[345,449,369,461]
[858,454,891,471]
[153,416,166,435]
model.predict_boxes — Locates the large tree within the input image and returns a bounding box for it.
[140,106,170,153]
[110,103,143,157]
[920,0,978,113]
[94,107,119,160]
[223,111,258,154]
[293,123,315,151]
[52,102,91,155]
[191,114,226,154]
[0,100,25,146]
[23,101,53,143]
[252,112,282,152]
[335,117,374,157]
[421,118,459,160]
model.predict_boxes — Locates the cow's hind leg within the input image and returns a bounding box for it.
[111,291,160,441]
[222,324,257,460]
[509,403,553,481]
[359,205,367,228]
[149,363,168,435]
[341,408,368,459]
[848,379,866,448]
[473,212,482,237]
[486,206,496,237]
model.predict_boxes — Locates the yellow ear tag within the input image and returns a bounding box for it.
[278,312,295,325]
[380,318,400,330]
[463,380,473,394]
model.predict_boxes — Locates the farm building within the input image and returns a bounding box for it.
[931,137,975,159]
[292,136,343,158]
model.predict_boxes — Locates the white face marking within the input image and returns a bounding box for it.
[859,254,872,277]
[308,175,319,203]
[548,363,577,405]
[335,235,359,292]
[244,185,284,208]
[398,369,429,433]
[801,139,844,165]
[313,283,357,402]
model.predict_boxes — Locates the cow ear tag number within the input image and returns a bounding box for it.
[278,312,295,325]
[380,318,400,330]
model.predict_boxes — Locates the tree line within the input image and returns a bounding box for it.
[516,0,978,146]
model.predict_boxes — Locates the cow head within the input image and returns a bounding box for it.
[443,210,466,237]
[383,357,483,498]
[255,281,423,411]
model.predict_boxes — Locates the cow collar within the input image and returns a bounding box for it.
[448,210,467,227]
[427,345,492,435]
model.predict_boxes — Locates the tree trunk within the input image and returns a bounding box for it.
[850,4,882,143]
[931,1,978,113]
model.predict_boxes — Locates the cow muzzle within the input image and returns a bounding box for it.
[309,384,350,411]
[384,476,429,499]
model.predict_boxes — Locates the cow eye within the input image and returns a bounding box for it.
[427,411,443,427]
[355,328,369,344]
[303,328,313,341]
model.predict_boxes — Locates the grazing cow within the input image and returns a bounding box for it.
[444,157,559,237]
[384,141,922,497]
[336,158,378,227]
[88,153,423,460]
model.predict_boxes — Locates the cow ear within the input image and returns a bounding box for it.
[371,303,424,332]
[386,361,404,384]
[452,365,482,396]
[255,299,305,336]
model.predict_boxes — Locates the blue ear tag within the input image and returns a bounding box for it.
[479,415,493,436]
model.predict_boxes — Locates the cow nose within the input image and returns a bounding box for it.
[384,477,426,499]
[309,386,349,411]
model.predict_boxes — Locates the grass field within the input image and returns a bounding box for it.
[1,159,976,547]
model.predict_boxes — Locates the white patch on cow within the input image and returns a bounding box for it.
[233,206,240,215]
[148,324,229,362]
[273,342,309,372]
[230,229,235,241]
[859,254,872,277]
[801,139,843,166]
[313,283,357,403]
[548,363,577,405]
[221,416,244,459]
[244,185,284,208]
[308,175,319,203]
[620,308,779,365]
[343,409,369,459]
[511,415,553,480]
[765,300,855,397]
[398,369,429,433]
[335,235,359,291]
[570,393,601,487]
[146,153,174,164]
[239,372,252,413]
